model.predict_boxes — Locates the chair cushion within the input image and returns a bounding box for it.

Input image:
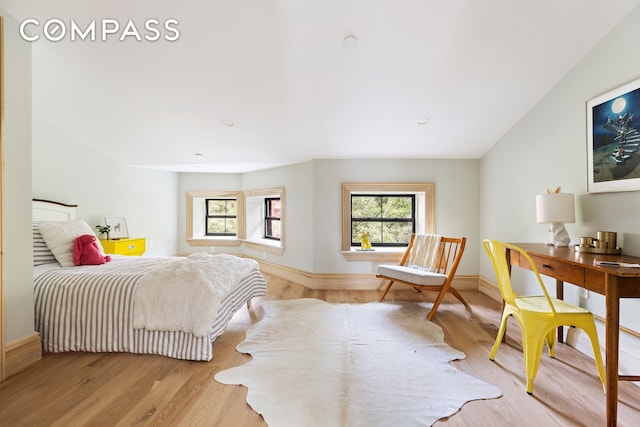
[377,264,447,286]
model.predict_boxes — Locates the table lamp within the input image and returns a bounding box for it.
[536,189,575,247]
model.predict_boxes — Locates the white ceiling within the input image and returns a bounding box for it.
[3,1,640,173]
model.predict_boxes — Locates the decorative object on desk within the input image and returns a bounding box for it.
[576,231,622,254]
[360,231,372,250]
[586,76,640,193]
[94,224,111,240]
[104,217,129,239]
[536,187,575,247]
[597,231,617,248]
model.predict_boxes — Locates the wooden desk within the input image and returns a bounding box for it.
[507,243,640,426]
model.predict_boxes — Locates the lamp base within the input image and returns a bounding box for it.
[546,222,571,247]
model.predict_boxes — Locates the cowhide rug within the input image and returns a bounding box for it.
[215,298,502,426]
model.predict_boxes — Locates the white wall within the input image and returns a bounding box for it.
[32,114,180,257]
[312,159,480,275]
[179,158,480,275]
[2,10,34,342]
[241,162,315,271]
[480,6,640,362]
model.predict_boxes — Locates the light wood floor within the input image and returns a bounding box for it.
[1,274,640,426]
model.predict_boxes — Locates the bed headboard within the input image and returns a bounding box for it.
[33,199,78,221]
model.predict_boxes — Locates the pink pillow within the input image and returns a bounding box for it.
[73,234,112,266]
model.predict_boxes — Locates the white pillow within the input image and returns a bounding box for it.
[38,220,104,267]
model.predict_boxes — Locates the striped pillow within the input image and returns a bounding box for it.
[33,223,57,266]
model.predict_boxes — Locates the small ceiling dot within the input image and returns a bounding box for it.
[343,35,357,48]
[417,117,430,125]
[222,119,235,127]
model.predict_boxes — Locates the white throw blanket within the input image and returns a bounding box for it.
[406,234,442,271]
[133,253,258,337]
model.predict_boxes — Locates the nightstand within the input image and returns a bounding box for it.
[100,238,146,256]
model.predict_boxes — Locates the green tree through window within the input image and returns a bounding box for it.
[351,195,415,246]
[205,199,237,236]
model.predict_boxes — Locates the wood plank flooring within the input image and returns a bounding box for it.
[1,274,640,426]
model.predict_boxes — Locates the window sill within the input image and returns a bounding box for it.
[187,238,242,247]
[243,240,285,256]
[341,249,404,262]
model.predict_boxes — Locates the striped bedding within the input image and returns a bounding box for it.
[34,256,267,361]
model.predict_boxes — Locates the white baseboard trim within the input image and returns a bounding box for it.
[5,332,41,378]
[478,276,502,302]
[254,257,479,291]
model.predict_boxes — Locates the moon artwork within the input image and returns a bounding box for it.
[611,97,626,114]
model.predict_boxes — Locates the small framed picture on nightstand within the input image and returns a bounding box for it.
[105,217,129,239]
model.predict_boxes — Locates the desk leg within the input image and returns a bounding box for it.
[556,279,564,343]
[605,274,620,427]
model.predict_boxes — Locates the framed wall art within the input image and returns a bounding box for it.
[105,216,129,239]
[587,76,640,193]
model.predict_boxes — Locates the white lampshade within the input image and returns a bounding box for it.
[536,193,575,224]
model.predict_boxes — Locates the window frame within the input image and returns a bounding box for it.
[341,183,434,261]
[205,198,238,237]
[350,194,416,247]
[186,190,244,247]
[244,187,285,255]
[264,197,281,241]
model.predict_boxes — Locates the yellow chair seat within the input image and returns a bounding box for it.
[515,296,592,314]
[483,240,606,395]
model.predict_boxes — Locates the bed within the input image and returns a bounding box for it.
[32,199,268,361]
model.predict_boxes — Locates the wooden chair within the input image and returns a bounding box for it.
[377,234,467,320]
[482,239,606,395]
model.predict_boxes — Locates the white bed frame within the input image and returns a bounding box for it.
[32,199,77,221]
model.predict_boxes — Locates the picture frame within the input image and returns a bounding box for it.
[587,76,640,193]
[104,216,129,239]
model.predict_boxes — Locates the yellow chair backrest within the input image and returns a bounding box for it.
[482,239,557,315]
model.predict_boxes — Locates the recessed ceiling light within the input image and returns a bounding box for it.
[222,119,235,127]
[417,117,430,125]
[195,153,204,157]
[343,35,357,48]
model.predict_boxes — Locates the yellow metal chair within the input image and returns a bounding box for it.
[482,239,606,395]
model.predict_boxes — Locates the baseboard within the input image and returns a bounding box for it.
[478,276,502,302]
[5,332,41,378]
[254,257,479,291]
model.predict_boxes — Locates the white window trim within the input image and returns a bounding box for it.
[186,190,244,247]
[243,187,285,256]
[341,182,434,261]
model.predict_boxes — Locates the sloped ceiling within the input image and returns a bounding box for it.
[3,0,640,172]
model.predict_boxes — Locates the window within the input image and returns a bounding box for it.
[205,198,237,236]
[186,191,244,247]
[244,187,285,255]
[341,183,434,260]
[265,198,281,240]
[351,194,415,247]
